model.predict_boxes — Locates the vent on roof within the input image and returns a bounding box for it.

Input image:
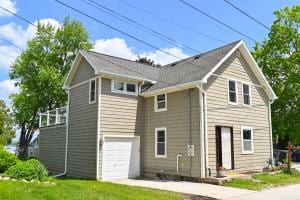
[170,63,177,67]
[194,55,201,60]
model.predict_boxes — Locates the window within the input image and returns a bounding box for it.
[155,94,167,112]
[241,126,254,154]
[155,127,167,158]
[228,80,237,104]
[112,80,138,95]
[242,83,251,106]
[89,78,96,104]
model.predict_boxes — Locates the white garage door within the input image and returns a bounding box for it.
[102,137,140,180]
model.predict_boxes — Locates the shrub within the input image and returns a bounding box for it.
[282,167,300,175]
[0,146,17,173]
[5,159,48,181]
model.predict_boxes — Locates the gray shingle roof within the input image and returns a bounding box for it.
[81,40,240,92]
[80,50,160,82]
[144,40,241,92]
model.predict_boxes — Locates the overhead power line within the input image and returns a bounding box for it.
[0,36,24,51]
[114,0,227,44]
[223,0,271,31]
[178,0,258,43]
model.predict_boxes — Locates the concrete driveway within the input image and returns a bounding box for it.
[111,179,253,199]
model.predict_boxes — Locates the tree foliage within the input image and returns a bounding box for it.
[0,100,14,145]
[9,17,92,158]
[252,5,300,144]
[136,56,161,67]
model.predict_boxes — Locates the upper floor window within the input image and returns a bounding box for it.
[241,126,254,154]
[242,83,251,106]
[89,78,96,104]
[155,94,167,112]
[112,80,138,95]
[228,80,237,104]
[155,127,167,158]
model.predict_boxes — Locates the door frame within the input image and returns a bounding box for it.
[101,135,140,180]
[215,126,234,170]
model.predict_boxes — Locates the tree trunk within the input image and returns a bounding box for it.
[18,124,34,159]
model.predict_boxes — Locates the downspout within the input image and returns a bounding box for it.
[96,76,102,180]
[197,83,205,178]
[268,100,274,164]
[203,91,209,177]
[53,90,69,177]
[188,89,192,177]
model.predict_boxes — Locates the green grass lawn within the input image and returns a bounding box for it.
[0,178,181,200]
[224,171,300,191]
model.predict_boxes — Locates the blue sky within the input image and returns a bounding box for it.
[0,0,298,105]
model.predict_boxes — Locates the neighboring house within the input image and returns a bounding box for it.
[39,40,277,180]
[28,131,39,158]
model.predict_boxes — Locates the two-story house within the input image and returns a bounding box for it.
[39,40,277,180]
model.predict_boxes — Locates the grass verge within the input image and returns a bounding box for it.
[0,178,181,200]
[224,171,300,191]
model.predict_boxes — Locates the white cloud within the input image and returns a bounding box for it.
[0,18,60,70]
[0,0,17,17]
[0,79,18,105]
[92,37,189,65]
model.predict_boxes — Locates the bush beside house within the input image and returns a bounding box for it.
[0,146,48,181]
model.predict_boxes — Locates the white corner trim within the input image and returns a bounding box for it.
[89,78,97,104]
[241,126,254,155]
[96,77,101,180]
[268,102,274,162]
[154,93,167,112]
[227,79,239,105]
[155,127,167,158]
[198,84,205,178]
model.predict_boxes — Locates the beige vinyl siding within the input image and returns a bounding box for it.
[70,59,95,87]
[99,78,143,178]
[143,89,201,178]
[67,61,98,178]
[39,125,66,175]
[205,50,270,175]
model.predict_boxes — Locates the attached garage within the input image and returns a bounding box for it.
[102,136,140,180]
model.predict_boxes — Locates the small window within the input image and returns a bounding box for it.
[228,80,237,104]
[155,127,167,158]
[242,84,251,106]
[155,94,167,112]
[241,126,253,154]
[89,79,96,104]
[112,80,137,95]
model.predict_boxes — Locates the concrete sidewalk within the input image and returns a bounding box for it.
[228,183,300,200]
[111,179,253,199]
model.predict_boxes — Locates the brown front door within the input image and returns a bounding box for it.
[216,126,234,170]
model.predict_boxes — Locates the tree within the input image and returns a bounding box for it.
[136,56,161,67]
[252,5,300,145]
[0,100,14,145]
[9,17,92,158]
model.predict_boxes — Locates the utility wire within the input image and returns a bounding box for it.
[81,0,200,54]
[114,0,227,44]
[0,36,24,51]
[0,5,272,111]
[178,0,258,43]
[223,0,271,31]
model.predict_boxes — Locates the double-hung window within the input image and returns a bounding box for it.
[242,83,251,106]
[89,78,96,104]
[112,80,138,95]
[155,127,167,158]
[228,80,237,104]
[155,94,167,112]
[241,126,254,154]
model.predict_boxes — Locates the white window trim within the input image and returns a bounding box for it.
[111,80,138,96]
[241,126,254,154]
[242,83,252,107]
[228,79,238,105]
[89,78,97,104]
[155,127,167,158]
[154,93,167,112]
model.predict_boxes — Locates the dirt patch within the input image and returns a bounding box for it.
[182,194,219,200]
